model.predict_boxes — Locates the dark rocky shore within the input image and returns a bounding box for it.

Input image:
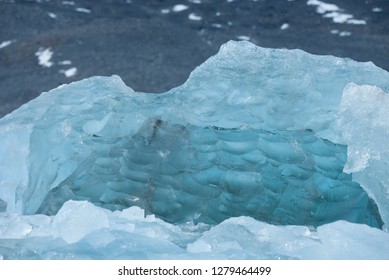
[0,0,388,117]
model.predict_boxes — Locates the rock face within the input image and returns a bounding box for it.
[1,41,389,259]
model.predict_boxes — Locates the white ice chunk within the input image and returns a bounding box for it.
[324,12,353,23]
[172,4,189,12]
[347,19,366,25]
[280,23,290,30]
[237,35,250,41]
[60,67,77,78]
[188,13,202,21]
[47,12,57,19]
[187,240,212,253]
[0,40,14,49]
[58,60,72,65]
[339,31,351,37]
[307,0,367,25]
[62,1,75,5]
[337,83,389,230]
[75,7,91,13]
[307,0,340,14]
[52,200,109,243]
[35,47,54,68]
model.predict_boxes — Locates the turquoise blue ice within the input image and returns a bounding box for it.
[1,41,389,259]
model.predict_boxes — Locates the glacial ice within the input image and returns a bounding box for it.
[1,40,389,259]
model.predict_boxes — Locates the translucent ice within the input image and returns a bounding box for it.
[0,41,389,259]
[0,201,388,259]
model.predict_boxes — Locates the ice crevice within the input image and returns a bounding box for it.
[1,40,389,259]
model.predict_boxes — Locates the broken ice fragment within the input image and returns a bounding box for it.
[172,4,189,12]
[35,47,54,68]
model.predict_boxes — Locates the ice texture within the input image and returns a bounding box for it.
[1,41,389,259]
[1,201,389,259]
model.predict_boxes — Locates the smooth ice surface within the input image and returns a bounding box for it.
[1,41,389,259]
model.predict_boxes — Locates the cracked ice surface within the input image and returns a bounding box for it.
[0,41,389,259]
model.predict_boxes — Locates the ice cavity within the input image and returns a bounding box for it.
[0,41,389,232]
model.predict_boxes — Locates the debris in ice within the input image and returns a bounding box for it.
[35,47,54,68]
[172,4,189,12]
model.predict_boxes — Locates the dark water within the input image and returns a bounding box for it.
[0,0,388,117]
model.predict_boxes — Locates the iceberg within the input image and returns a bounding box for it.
[1,41,389,259]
